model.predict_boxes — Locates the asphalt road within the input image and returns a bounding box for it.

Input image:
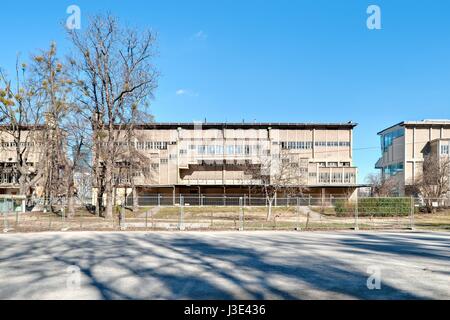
[0,231,448,299]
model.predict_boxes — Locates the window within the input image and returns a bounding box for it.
[332,173,342,183]
[381,129,404,152]
[160,159,168,164]
[315,141,326,147]
[384,162,404,176]
[318,162,326,167]
[281,141,313,150]
[179,149,187,155]
[198,145,206,155]
[328,162,338,167]
[319,173,330,183]
[138,141,168,150]
[226,145,234,155]
[344,172,355,183]
[340,162,351,167]
[441,144,449,155]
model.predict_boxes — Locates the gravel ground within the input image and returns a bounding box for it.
[0,231,448,300]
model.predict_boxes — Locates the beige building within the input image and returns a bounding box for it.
[107,122,360,202]
[0,126,43,195]
[376,120,450,195]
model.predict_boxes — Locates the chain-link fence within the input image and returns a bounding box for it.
[2,195,441,233]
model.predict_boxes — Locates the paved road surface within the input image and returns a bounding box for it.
[0,231,448,299]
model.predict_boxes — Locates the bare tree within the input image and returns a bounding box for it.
[247,153,308,220]
[61,115,90,217]
[365,172,399,197]
[30,43,74,209]
[67,14,158,218]
[0,57,45,198]
[412,155,450,213]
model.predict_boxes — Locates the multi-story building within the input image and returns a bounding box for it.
[376,119,450,195]
[0,126,43,196]
[106,122,360,201]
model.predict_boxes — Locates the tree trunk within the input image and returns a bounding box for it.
[132,180,138,212]
[66,174,76,218]
[104,162,113,219]
[266,198,273,221]
[67,192,75,218]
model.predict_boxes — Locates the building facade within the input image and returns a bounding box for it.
[105,122,360,202]
[376,120,450,195]
[0,127,44,195]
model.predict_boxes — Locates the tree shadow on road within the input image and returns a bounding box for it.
[0,232,447,299]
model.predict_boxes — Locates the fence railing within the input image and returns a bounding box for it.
[2,195,445,233]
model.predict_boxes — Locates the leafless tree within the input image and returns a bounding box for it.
[67,14,158,218]
[61,114,91,217]
[0,57,45,198]
[29,43,74,209]
[365,172,399,197]
[412,155,450,213]
[246,152,308,220]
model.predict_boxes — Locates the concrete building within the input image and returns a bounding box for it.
[0,127,43,196]
[376,119,450,195]
[104,122,361,202]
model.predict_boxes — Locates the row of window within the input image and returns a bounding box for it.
[135,141,168,150]
[195,145,264,156]
[318,162,351,168]
[0,173,18,184]
[281,141,351,150]
[317,172,356,184]
[1,142,35,148]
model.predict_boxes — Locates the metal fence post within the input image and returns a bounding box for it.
[410,196,415,230]
[120,205,126,230]
[3,210,8,233]
[158,194,161,207]
[239,197,244,231]
[145,210,149,229]
[354,198,359,231]
[61,207,66,231]
[296,197,301,231]
[179,195,185,231]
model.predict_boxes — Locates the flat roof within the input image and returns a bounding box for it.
[129,122,358,130]
[378,119,450,135]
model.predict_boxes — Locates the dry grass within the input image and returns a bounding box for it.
[2,207,449,233]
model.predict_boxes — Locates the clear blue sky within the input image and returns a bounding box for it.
[1,0,450,182]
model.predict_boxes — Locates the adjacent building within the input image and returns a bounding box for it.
[0,126,43,196]
[376,119,450,195]
[104,122,361,202]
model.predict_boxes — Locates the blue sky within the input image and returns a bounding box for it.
[1,0,450,182]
